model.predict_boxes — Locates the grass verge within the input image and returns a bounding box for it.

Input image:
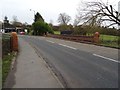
[54,31,60,35]
[2,52,14,86]
[100,34,119,48]
[100,34,118,41]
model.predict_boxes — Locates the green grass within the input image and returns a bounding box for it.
[54,31,60,35]
[100,34,118,41]
[99,34,119,48]
[2,53,14,86]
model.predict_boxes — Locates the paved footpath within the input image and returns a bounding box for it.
[4,37,62,88]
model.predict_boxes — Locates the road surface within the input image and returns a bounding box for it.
[20,35,119,88]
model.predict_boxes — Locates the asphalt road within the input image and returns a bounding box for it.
[21,35,119,88]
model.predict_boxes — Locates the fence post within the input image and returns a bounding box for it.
[94,32,100,44]
[11,32,18,51]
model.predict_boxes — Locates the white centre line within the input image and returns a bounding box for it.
[59,43,77,50]
[93,54,119,63]
[46,40,55,43]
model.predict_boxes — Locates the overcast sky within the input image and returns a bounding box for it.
[0,0,119,25]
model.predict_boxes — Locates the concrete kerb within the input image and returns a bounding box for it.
[10,51,18,70]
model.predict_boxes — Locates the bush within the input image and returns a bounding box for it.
[32,21,53,35]
[73,26,87,35]
[73,25,119,36]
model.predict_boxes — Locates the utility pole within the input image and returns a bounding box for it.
[30,9,35,22]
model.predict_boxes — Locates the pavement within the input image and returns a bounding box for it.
[4,37,63,88]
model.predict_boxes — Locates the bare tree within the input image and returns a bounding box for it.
[75,0,120,27]
[12,16,18,22]
[73,14,83,26]
[58,13,71,25]
[11,16,23,27]
[11,16,18,26]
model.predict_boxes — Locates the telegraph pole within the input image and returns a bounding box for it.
[30,9,35,22]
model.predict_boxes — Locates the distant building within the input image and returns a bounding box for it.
[3,16,16,33]
[2,16,24,33]
[13,22,24,33]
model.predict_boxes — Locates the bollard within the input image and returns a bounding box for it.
[11,32,18,51]
[94,32,100,44]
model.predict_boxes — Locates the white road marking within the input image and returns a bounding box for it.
[59,43,77,50]
[41,37,45,38]
[93,54,119,63]
[46,40,55,43]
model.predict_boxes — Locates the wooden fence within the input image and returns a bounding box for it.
[47,33,99,44]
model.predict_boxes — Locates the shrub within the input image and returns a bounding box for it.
[32,21,53,35]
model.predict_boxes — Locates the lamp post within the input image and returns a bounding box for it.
[30,9,35,22]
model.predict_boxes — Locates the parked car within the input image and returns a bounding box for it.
[20,31,25,35]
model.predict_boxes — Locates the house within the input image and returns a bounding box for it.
[3,16,24,33]
[4,25,16,33]
[14,22,24,33]
[3,16,16,33]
